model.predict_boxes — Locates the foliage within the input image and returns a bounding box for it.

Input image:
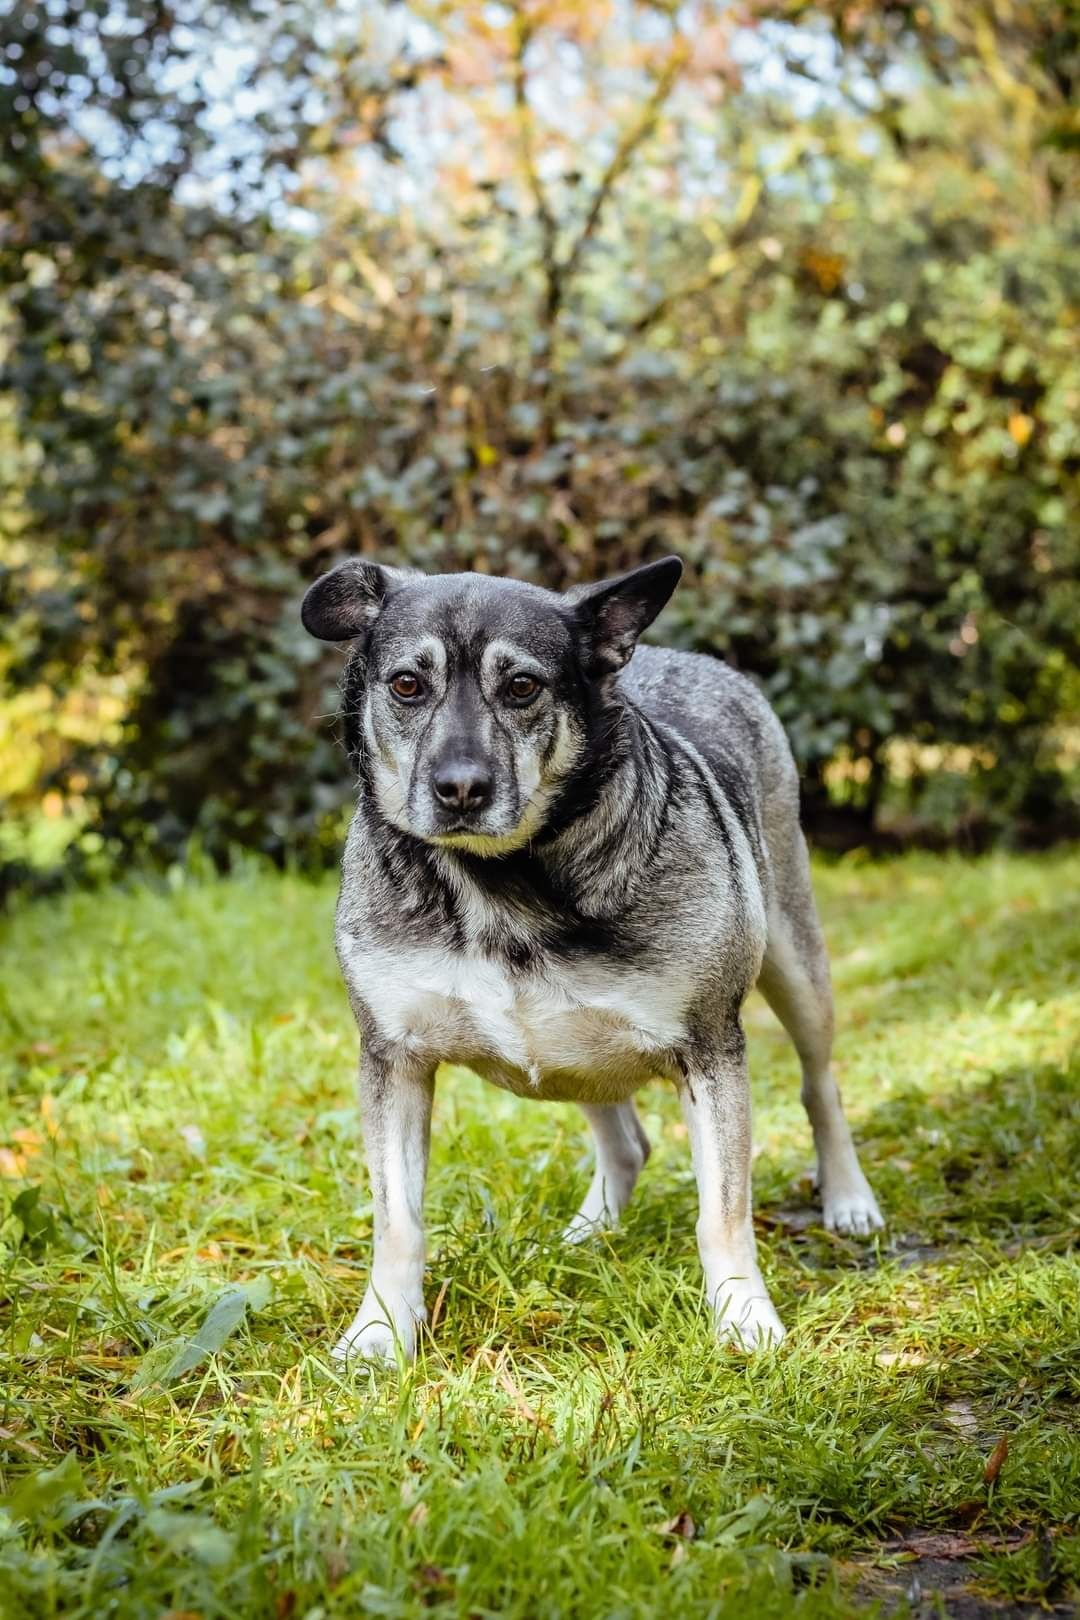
[1,1,1078,875]
[1,850,1079,1615]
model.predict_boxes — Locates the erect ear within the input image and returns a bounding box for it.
[568,556,683,676]
[300,559,406,642]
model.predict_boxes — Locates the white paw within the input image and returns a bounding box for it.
[710,1277,786,1350]
[823,1182,884,1236]
[330,1301,422,1367]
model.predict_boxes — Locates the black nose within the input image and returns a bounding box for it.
[432,762,493,813]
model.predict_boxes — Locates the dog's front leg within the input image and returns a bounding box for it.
[680,1026,785,1350]
[332,1052,434,1367]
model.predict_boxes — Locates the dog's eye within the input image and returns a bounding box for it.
[506,674,541,705]
[389,672,424,702]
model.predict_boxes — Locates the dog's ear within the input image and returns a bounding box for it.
[301,559,405,642]
[569,556,683,676]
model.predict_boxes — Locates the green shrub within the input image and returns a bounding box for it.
[2,1,1077,876]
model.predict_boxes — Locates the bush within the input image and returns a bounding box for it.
[2,1,1077,878]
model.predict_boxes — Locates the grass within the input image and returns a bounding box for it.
[0,849,1078,1619]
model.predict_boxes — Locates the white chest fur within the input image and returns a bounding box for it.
[339,936,688,1101]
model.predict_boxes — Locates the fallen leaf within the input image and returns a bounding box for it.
[132,1277,272,1390]
[416,1564,452,1591]
[943,1399,978,1437]
[179,1124,206,1157]
[754,1205,819,1234]
[325,1545,348,1586]
[1008,412,1034,447]
[429,1277,450,1332]
[1,1453,84,1524]
[146,1508,234,1566]
[983,1435,1009,1485]
[0,1425,44,1458]
[876,1348,928,1368]
[275,1592,297,1620]
[497,1370,546,1427]
[655,1510,696,1541]
[526,1310,562,1329]
[882,1529,1032,1560]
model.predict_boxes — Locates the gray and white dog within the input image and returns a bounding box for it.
[301,555,882,1361]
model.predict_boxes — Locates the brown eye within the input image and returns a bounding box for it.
[506,674,541,704]
[389,672,423,701]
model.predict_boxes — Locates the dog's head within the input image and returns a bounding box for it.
[301,557,682,855]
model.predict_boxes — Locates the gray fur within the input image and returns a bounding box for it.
[301,558,882,1362]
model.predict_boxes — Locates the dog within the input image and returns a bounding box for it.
[301,555,882,1362]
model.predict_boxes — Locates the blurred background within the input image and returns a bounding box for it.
[2,0,1077,892]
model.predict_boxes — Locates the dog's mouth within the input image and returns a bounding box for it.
[425,786,557,857]
[431,825,518,848]
[428,818,537,857]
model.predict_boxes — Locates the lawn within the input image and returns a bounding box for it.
[1,850,1078,1619]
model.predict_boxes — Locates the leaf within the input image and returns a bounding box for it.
[983,1435,1009,1486]
[884,1529,1033,1560]
[942,1399,978,1437]
[415,1565,452,1593]
[497,1369,546,1427]
[2,1453,85,1525]
[711,1494,773,1545]
[133,1277,272,1391]
[655,1510,696,1540]
[145,1508,236,1567]
[9,1185,61,1252]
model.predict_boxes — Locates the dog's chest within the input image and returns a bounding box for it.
[342,939,687,1101]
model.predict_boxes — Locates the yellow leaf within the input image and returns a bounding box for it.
[732,174,762,228]
[1008,413,1034,446]
[41,1095,60,1139]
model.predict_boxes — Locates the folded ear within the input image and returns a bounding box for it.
[568,556,683,676]
[300,559,405,642]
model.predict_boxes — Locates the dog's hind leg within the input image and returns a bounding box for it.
[758,844,883,1236]
[563,1101,651,1243]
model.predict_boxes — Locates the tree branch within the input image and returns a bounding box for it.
[560,38,691,291]
[618,181,764,347]
[510,8,561,327]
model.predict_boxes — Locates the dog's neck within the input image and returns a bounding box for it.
[541,689,670,877]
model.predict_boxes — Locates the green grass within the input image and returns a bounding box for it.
[1,850,1078,1619]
